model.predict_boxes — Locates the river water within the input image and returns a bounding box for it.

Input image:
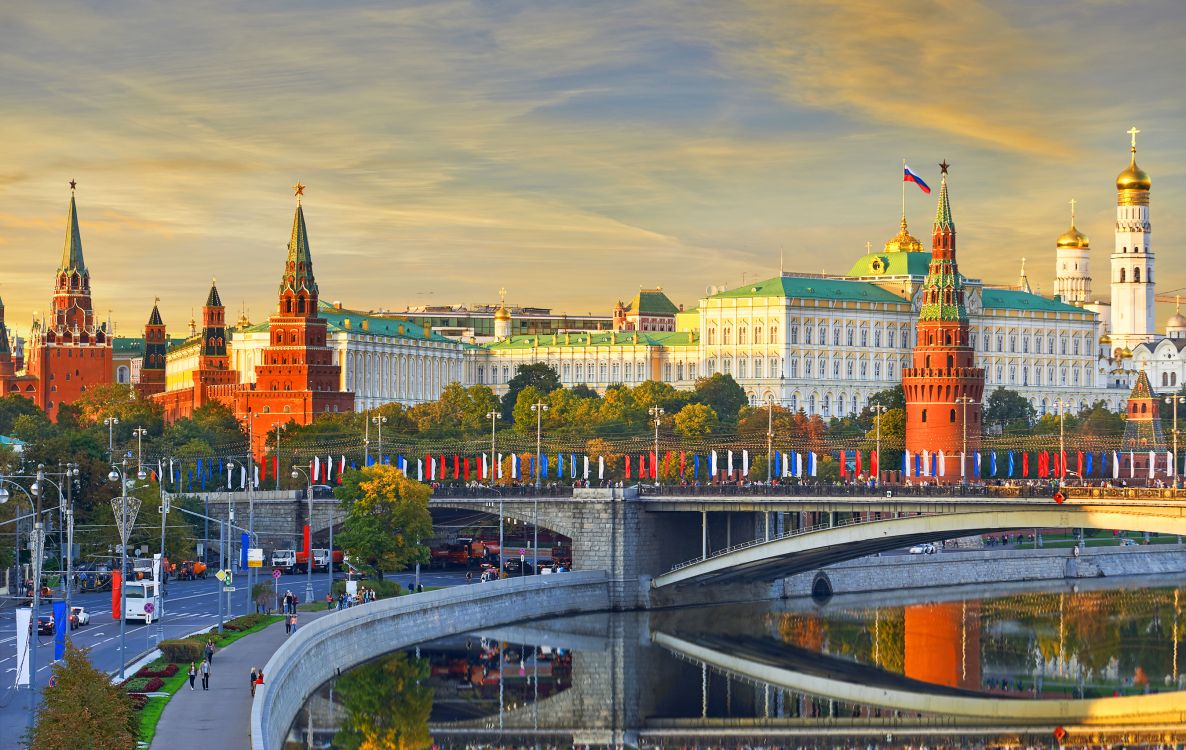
[289,578,1186,749]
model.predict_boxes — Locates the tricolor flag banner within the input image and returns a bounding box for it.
[903,449,911,478]
[498,453,504,479]
[1149,450,1156,479]
[937,450,945,477]
[1112,451,1120,480]
[727,450,734,476]
[313,456,321,483]
[710,450,718,477]
[583,455,590,480]
[809,452,818,477]
[417,459,424,482]
[1129,451,1136,479]
[904,164,932,194]
[1169,450,1176,478]
[742,450,749,477]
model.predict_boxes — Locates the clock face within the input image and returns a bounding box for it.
[870,256,889,274]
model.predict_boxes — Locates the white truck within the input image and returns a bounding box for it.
[271,549,296,573]
[124,580,162,623]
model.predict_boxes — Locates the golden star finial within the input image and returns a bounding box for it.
[939,160,950,175]
[69,179,77,192]
[293,180,305,203]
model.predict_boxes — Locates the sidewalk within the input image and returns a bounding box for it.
[150,608,334,750]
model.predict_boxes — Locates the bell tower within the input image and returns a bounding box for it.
[903,163,985,481]
[1110,126,1156,349]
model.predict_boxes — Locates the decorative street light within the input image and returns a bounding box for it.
[486,410,503,574]
[955,396,975,484]
[131,426,148,474]
[371,415,388,465]
[648,406,664,485]
[108,457,147,680]
[530,401,548,573]
[1165,395,1184,484]
[872,404,889,487]
[291,465,315,603]
[104,416,120,461]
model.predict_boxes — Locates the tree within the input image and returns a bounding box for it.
[983,387,1036,433]
[673,403,718,439]
[332,652,433,750]
[334,465,433,578]
[27,641,137,749]
[500,363,561,421]
[866,385,906,412]
[511,386,546,433]
[691,373,748,424]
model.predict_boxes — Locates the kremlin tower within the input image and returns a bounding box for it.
[1109,127,1155,350]
[24,184,113,420]
[136,300,167,399]
[902,163,985,482]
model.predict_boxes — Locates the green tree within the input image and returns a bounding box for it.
[335,465,433,578]
[691,373,748,424]
[0,394,50,436]
[500,362,561,421]
[1078,400,1125,439]
[866,385,906,412]
[27,641,137,749]
[983,387,1036,433]
[673,403,719,438]
[332,652,434,750]
[511,385,546,432]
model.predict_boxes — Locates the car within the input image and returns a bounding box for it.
[1120,538,1139,546]
[908,543,937,555]
[36,614,55,635]
[69,606,91,629]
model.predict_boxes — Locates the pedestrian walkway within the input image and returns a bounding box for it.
[150,608,333,750]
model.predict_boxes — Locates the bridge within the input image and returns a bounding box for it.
[653,494,1186,588]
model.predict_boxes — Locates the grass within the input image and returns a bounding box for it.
[132,615,281,745]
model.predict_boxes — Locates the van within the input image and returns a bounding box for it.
[124,580,162,623]
[271,549,296,572]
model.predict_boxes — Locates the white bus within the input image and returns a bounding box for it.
[123,580,162,623]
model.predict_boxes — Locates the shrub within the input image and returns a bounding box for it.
[225,613,270,631]
[331,579,402,599]
[143,677,164,692]
[127,694,148,711]
[158,639,203,663]
[122,677,150,692]
[136,662,179,678]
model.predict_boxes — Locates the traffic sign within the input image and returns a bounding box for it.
[272,568,282,580]
[144,602,154,614]
[519,548,526,556]
[247,548,264,568]
[215,570,226,582]
[223,587,237,592]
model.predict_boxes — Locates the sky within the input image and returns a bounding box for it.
[1,0,1184,335]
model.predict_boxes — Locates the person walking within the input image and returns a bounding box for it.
[188,661,197,691]
[285,614,291,635]
[204,639,215,663]
[288,613,298,634]
[200,659,210,690]
[250,667,258,697]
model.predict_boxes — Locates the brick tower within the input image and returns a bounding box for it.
[903,164,985,481]
[193,280,236,407]
[25,184,113,420]
[0,294,39,400]
[237,184,354,456]
[1122,370,1165,449]
[136,299,167,399]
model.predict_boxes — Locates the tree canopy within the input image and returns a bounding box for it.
[334,464,433,578]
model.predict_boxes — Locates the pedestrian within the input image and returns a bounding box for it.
[204,639,215,663]
[290,613,298,633]
[325,593,333,610]
[200,659,210,690]
[255,668,264,694]
[250,666,258,697]
[188,661,197,691]
[285,613,291,635]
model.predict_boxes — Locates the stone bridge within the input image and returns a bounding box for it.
[174,490,346,553]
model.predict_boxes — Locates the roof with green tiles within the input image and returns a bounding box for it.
[114,336,185,356]
[484,330,696,350]
[228,303,457,344]
[981,288,1085,313]
[709,275,908,304]
[846,251,932,278]
[625,289,679,316]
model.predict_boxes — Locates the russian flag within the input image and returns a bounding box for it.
[904,164,931,194]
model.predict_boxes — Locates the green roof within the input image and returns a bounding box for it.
[628,289,679,316]
[225,304,456,344]
[114,336,185,355]
[846,251,932,278]
[484,330,696,350]
[982,288,1085,314]
[710,275,906,304]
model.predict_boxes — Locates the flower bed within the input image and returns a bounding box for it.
[136,662,179,679]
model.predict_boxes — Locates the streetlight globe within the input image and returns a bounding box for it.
[107,470,120,482]
[30,482,41,497]
[291,470,299,480]
[137,470,147,481]
[0,487,9,503]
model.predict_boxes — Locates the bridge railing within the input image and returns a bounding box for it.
[641,483,1014,498]
[431,485,573,499]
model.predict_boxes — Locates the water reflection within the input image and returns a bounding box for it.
[291,580,1186,748]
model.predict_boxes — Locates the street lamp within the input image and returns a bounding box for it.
[1053,398,1070,485]
[104,416,120,461]
[872,404,888,486]
[530,401,548,573]
[1165,395,1184,484]
[291,465,315,603]
[648,406,664,485]
[108,458,147,680]
[371,415,387,465]
[486,410,503,574]
[0,476,38,733]
[131,426,148,475]
[955,396,975,484]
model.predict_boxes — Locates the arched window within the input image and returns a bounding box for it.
[770,325,778,343]
[922,408,928,423]
[707,328,715,345]
[950,408,956,423]
[1120,268,1126,282]
[723,327,731,345]
[1133,267,1141,283]
[790,325,799,344]
[739,327,747,345]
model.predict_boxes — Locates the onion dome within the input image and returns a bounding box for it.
[1117,346,1133,359]
[494,304,511,322]
[1168,312,1186,329]
[1099,333,1112,345]
[1117,156,1151,192]
[1057,224,1089,249]
[884,216,922,253]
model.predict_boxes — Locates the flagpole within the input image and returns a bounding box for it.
[901,158,906,220]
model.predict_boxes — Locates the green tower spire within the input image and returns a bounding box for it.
[59,192,87,273]
[280,203,318,296]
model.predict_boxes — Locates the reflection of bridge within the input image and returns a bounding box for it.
[653,631,1186,725]
[654,497,1186,588]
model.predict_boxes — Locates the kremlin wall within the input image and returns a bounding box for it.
[0,135,1171,468]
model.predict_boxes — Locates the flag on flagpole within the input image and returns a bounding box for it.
[742,450,749,477]
[1149,450,1156,479]
[1130,451,1136,479]
[903,450,911,478]
[904,164,932,193]
[727,450,734,477]
[583,455,590,480]
[938,450,945,477]
[1112,451,1120,479]
[1169,450,1176,478]
[710,450,718,477]
[597,455,604,479]
[809,452,818,477]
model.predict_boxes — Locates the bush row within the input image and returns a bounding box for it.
[123,676,164,694]
[158,639,204,663]
[330,579,403,599]
[136,662,179,678]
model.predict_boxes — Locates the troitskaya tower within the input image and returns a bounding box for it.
[1110,127,1156,350]
[903,163,985,482]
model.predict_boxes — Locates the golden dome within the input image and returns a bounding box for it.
[1117,155,1151,192]
[1117,346,1133,359]
[884,216,922,253]
[1099,333,1112,345]
[1056,224,1089,249]
[494,305,511,322]
[1168,312,1186,329]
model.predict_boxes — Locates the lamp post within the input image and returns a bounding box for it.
[872,404,888,486]
[1164,395,1184,484]
[486,410,503,574]
[0,476,38,733]
[1053,398,1069,485]
[108,457,146,680]
[291,465,314,602]
[371,415,387,466]
[764,396,777,483]
[648,406,664,485]
[956,396,974,484]
[104,416,120,461]
[530,401,548,572]
[131,426,148,475]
